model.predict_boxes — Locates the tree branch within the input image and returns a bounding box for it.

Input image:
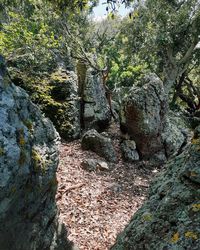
[166,47,176,67]
[179,40,199,65]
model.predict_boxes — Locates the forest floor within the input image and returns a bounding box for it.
[56,123,161,250]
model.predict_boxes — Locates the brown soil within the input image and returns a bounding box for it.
[56,124,160,250]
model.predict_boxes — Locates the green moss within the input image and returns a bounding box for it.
[18,128,26,146]
[32,149,46,173]
[191,138,200,145]
[142,212,153,222]
[23,119,33,133]
[185,231,198,240]
[0,147,5,156]
[19,149,26,165]
[50,71,69,82]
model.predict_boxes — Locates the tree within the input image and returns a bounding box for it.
[120,0,200,96]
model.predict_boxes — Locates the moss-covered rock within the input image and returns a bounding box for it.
[0,60,72,250]
[9,67,81,141]
[112,125,200,250]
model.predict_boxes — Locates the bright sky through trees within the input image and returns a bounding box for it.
[91,0,131,20]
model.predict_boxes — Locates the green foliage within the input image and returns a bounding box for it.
[0,7,63,73]
[1,0,199,117]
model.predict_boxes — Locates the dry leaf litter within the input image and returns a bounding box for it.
[56,124,160,250]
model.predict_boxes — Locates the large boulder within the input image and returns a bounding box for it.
[120,73,167,159]
[80,68,111,131]
[0,60,72,249]
[120,74,187,161]
[81,129,117,162]
[112,125,200,250]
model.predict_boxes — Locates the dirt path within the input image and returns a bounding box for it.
[56,125,160,250]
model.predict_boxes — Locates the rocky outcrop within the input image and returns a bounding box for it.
[81,129,117,162]
[120,74,167,159]
[48,69,81,140]
[9,67,81,141]
[120,74,187,162]
[0,60,71,250]
[77,64,112,131]
[112,125,200,250]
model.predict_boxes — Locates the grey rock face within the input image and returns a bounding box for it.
[0,66,71,249]
[161,112,190,157]
[120,73,167,159]
[120,74,188,161]
[81,129,117,162]
[112,131,200,250]
[82,69,111,131]
[120,140,139,162]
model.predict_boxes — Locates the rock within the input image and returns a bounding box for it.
[120,73,167,160]
[81,159,109,171]
[81,129,117,162]
[194,124,200,138]
[9,66,81,141]
[0,62,72,249]
[120,73,189,162]
[111,130,200,250]
[121,140,139,162]
[161,112,190,157]
[48,68,81,140]
[80,68,111,131]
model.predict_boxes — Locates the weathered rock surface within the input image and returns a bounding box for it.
[79,67,111,131]
[81,159,109,171]
[0,61,71,250]
[161,112,190,158]
[47,68,81,140]
[120,73,187,161]
[120,140,139,162]
[9,66,81,141]
[112,125,200,250]
[120,73,167,159]
[81,129,117,162]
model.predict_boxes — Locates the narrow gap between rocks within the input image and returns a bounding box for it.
[56,123,160,250]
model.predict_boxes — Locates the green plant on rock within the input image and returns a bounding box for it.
[31,149,46,173]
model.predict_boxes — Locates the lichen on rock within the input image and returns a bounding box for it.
[111,125,200,250]
[0,58,72,250]
[120,73,189,163]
